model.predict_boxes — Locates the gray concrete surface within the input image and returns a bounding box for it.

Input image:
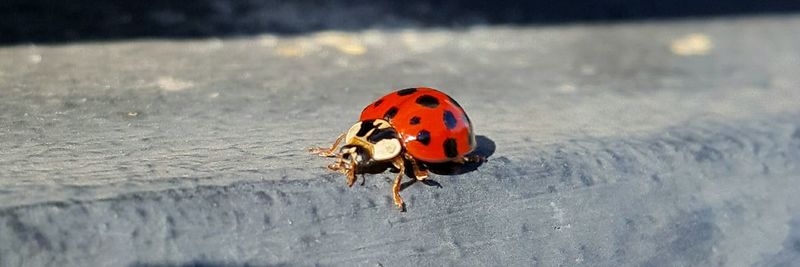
[1,15,800,266]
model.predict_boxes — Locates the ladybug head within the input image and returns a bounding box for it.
[339,119,402,167]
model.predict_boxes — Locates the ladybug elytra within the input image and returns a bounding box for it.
[310,87,482,211]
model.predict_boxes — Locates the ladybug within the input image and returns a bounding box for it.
[309,87,483,211]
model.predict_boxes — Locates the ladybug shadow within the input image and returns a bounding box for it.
[401,135,495,190]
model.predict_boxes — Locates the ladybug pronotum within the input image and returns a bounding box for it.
[309,87,482,211]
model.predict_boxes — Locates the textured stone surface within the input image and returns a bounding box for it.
[1,14,800,266]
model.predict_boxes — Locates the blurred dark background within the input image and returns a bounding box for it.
[2,0,800,44]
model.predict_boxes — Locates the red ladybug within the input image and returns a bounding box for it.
[310,87,482,211]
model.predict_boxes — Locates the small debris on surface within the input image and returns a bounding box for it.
[275,31,367,57]
[157,76,194,91]
[670,33,713,56]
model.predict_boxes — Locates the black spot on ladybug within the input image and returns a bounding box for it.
[383,107,398,121]
[373,99,383,107]
[409,116,421,125]
[444,138,458,158]
[397,88,418,96]
[416,130,431,145]
[443,110,458,129]
[356,120,376,137]
[416,95,440,108]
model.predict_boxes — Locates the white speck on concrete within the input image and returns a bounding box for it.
[580,65,596,75]
[29,54,42,64]
[550,201,567,230]
[157,77,194,91]
[258,35,279,47]
[558,83,577,93]
[670,33,713,56]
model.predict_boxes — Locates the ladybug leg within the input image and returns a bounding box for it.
[467,155,486,163]
[456,155,486,164]
[391,156,406,211]
[309,133,345,157]
[404,153,429,181]
[326,154,346,172]
[345,157,358,187]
